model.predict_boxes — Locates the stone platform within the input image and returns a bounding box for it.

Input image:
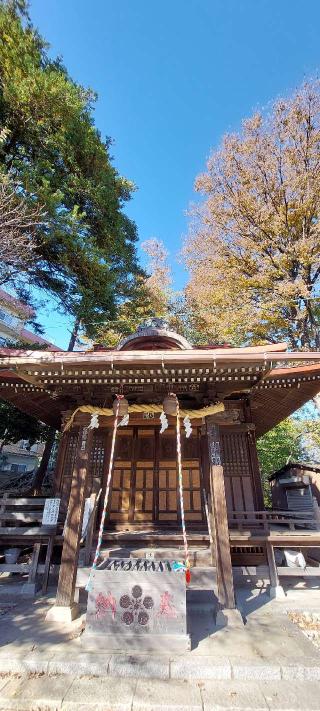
[0,572,320,683]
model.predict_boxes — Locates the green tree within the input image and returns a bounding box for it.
[0,0,142,334]
[0,0,145,490]
[0,338,54,491]
[0,400,49,453]
[257,419,305,506]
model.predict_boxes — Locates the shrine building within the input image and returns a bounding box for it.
[1,318,320,620]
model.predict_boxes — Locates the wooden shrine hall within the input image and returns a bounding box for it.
[1,318,320,621]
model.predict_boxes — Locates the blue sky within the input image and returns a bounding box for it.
[28,0,320,349]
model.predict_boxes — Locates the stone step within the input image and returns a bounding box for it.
[76,564,216,598]
[0,653,320,683]
[95,546,213,567]
[4,674,320,711]
[2,678,320,711]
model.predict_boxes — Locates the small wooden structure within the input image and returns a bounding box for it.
[0,318,320,620]
[270,462,320,513]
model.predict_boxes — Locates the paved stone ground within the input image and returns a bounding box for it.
[0,573,320,707]
[1,675,320,710]
[0,575,320,680]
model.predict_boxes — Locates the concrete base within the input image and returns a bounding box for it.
[269,585,286,600]
[81,632,191,653]
[21,582,39,597]
[45,603,80,623]
[214,608,244,630]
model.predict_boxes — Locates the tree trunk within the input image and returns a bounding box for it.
[30,426,57,495]
[30,315,80,495]
[0,429,8,454]
[67,316,81,352]
[314,394,320,413]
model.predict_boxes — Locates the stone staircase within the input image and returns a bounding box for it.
[95,544,213,568]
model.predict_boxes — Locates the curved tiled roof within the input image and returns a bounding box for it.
[0,340,319,433]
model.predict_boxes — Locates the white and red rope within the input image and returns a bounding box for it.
[86,392,191,590]
[86,397,121,591]
[176,398,191,583]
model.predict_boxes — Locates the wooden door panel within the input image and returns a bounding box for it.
[133,460,154,521]
[106,425,204,525]
[220,428,258,512]
[136,430,155,460]
[158,460,178,521]
[115,430,133,460]
[109,461,131,521]
[183,460,203,521]
[159,434,176,460]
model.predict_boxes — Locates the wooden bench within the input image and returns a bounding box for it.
[0,495,62,596]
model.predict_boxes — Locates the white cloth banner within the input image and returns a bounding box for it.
[81,497,94,538]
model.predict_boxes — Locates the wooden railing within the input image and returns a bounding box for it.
[228,502,320,532]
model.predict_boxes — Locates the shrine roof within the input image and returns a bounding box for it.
[0,340,298,363]
[0,339,319,434]
[269,461,320,480]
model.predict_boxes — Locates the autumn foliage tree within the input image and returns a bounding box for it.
[94,238,173,347]
[184,80,320,349]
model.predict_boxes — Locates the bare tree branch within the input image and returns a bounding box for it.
[0,178,45,285]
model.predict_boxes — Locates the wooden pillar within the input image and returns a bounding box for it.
[46,424,93,622]
[244,399,264,510]
[247,425,265,510]
[313,497,320,531]
[53,430,68,494]
[205,418,235,610]
[266,542,285,599]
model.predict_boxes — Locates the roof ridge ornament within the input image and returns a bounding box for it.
[117,319,192,351]
[137,317,169,331]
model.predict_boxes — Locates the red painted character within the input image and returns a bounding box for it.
[158,591,177,618]
[95,591,117,620]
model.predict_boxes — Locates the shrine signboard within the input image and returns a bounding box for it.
[41,498,60,527]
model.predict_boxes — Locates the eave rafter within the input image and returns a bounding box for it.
[18,364,266,388]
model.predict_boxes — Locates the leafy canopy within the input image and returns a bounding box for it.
[184,80,320,349]
[0,399,49,449]
[0,0,141,332]
[94,239,174,347]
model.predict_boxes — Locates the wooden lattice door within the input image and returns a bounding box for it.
[220,425,263,512]
[158,427,203,524]
[108,424,204,526]
[132,428,155,522]
[109,428,133,524]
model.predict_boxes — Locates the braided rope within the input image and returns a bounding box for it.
[86,398,120,591]
[63,402,224,431]
[176,399,191,583]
